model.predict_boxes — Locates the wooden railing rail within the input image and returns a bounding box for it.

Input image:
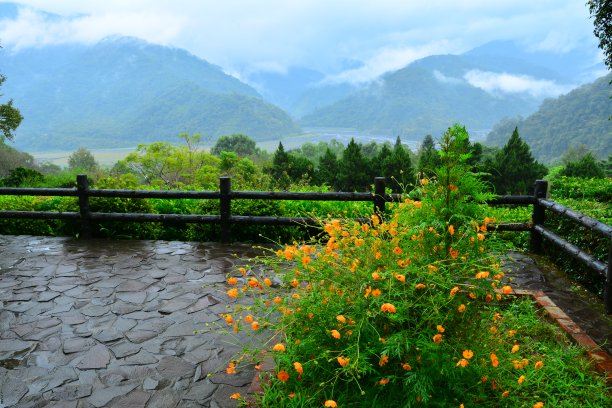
[0,176,610,312]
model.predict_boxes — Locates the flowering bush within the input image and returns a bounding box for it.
[220,126,608,407]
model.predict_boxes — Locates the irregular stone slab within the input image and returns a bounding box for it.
[63,337,97,354]
[0,377,28,406]
[111,301,142,315]
[37,291,61,302]
[157,356,195,379]
[0,279,20,289]
[145,389,181,408]
[38,317,62,329]
[43,303,74,316]
[80,305,109,317]
[114,317,138,332]
[182,379,217,402]
[101,373,126,386]
[158,298,195,314]
[116,280,151,292]
[163,275,186,284]
[87,383,138,408]
[112,390,151,408]
[93,329,124,343]
[122,349,159,365]
[91,277,124,289]
[116,291,147,304]
[8,292,33,301]
[42,367,79,392]
[143,377,159,390]
[125,330,157,344]
[110,342,141,359]
[0,339,35,353]
[122,311,159,320]
[44,400,77,408]
[47,384,93,401]
[187,295,220,314]
[59,313,87,326]
[48,284,77,292]
[76,344,111,370]
[161,321,197,338]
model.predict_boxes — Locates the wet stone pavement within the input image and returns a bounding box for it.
[0,235,268,408]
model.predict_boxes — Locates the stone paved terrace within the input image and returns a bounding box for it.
[0,235,267,408]
[0,235,611,407]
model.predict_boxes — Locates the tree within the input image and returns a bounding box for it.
[588,0,612,69]
[270,142,291,190]
[376,136,415,192]
[559,152,605,178]
[316,148,339,188]
[0,73,23,142]
[211,134,258,157]
[417,135,442,179]
[338,138,370,191]
[68,147,99,173]
[491,127,547,195]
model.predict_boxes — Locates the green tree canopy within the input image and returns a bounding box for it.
[559,152,606,178]
[588,0,612,69]
[490,127,547,195]
[68,148,99,173]
[0,73,23,142]
[316,147,339,188]
[417,134,442,179]
[338,138,370,191]
[376,136,415,192]
[211,134,259,157]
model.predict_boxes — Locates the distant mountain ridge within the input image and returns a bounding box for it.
[3,36,299,151]
[486,72,612,163]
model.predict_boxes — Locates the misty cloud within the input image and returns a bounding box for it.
[464,70,572,98]
[433,70,463,85]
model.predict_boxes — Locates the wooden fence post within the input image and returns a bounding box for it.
[76,174,92,239]
[374,177,386,222]
[219,177,231,243]
[530,179,548,254]
[605,241,612,314]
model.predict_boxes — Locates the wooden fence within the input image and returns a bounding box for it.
[0,176,610,313]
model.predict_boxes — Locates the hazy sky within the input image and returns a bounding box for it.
[0,1,602,83]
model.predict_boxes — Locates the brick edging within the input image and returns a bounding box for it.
[513,289,612,381]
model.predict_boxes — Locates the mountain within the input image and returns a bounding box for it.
[486,73,612,163]
[245,66,357,118]
[2,36,300,151]
[300,53,563,138]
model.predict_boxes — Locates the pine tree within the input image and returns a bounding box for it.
[559,153,605,178]
[338,138,370,191]
[376,136,415,192]
[317,148,339,188]
[271,142,291,189]
[417,135,442,179]
[492,127,547,195]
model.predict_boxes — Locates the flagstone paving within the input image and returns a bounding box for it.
[0,235,267,407]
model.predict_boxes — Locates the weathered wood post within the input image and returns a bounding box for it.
[374,177,386,222]
[530,179,548,254]
[76,174,92,239]
[219,177,231,243]
[605,241,612,314]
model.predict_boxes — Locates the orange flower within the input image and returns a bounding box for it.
[331,330,341,339]
[290,279,299,288]
[371,271,381,280]
[458,304,466,313]
[456,358,469,367]
[433,334,443,343]
[428,264,438,273]
[224,315,233,325]
[371,289,382,297]
[534,402,544,408]
[402,363,412,371]
[534,360,543,369]
[302,256,311,266]
[251,321,260,330]
[292,293,301,300]
[380,303,396,313]
[294,362,303,375]
[463,350,474,359]
[393,246,403,255]
[226,362,236,374]
[485,294,493,302]
[508,330,517,337]
[273,343,286,352]
[336,315,346,324]
[474,271,489,279]
[449,247,459,259]
[247,277,259,288]
[226,288,239,298]
[337,356,350,367]
[415,283,426,290]
[364,286,372,298]
[450,286,459,297]
[379,355,389,366]
[244,315,253,323]
[277,370,289,382]
[502,391,510,398]
[273,296,283,304]
[490,353,499,367]
[239,267,247,275]
[263,278,272,286]
[518,375,526,384]
[436,325,445,333]
[502,285,513,294]
[448,225,455,235]
[477,233,485,240]
[468,292,477,300]
[511,344,520,353]
[379,378,390,385]
[324,400,338,407]
[229,393,241,399]
[395,274,406,283]
[227,277,238,285]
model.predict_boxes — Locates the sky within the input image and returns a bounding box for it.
[0,0,603,84]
